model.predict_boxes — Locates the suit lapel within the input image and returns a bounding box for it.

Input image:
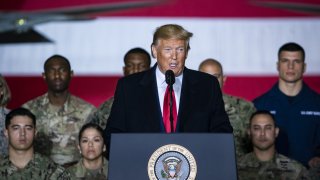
[139,65,163,131]
[178,68,198,131]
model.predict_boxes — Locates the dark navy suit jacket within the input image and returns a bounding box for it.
[104,65,233,150]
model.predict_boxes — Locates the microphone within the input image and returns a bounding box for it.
[165,70,175,86]
[165,70,175,133]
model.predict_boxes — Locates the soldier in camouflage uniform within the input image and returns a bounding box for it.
[0,107,71,179]
[237,110,310,180]
[0,74,11,158]
[68,123,108,179]
[91,48,151,128]
[68,158,108,180]
[91,96,114,129]
[22,55,96,166]
[0,107,9,160]
[0,153,71,180]
[308,163,320,180]
[308,149,320,180]
[198,59,256,158]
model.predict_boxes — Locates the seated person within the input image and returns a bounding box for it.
[237,110,310,179]
[0,107,71,179]
[308,164,320,180]
[308,150,320,180]
[68,123,108,179]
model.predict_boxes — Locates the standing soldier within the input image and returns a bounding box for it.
[91,47,151,128]
[198,59,256,158]
[22,55,96,167]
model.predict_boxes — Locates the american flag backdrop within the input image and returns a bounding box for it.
[1,0,320,108]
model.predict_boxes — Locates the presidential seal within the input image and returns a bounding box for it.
[148,144,197,180]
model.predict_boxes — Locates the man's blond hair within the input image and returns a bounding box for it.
[152,24,193,51]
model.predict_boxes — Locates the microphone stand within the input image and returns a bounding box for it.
[169,83,174,133]
[165,70,175,133]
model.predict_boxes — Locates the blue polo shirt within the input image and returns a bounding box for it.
[253,82,320,167]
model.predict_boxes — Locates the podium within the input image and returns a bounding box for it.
[108,133,237,180]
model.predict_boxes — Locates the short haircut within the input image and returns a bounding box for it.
[0,74,11,106]
[78,123,105,143]
[124,47,151,66]
[5,107,36,129]
[198,58,224,75]
[249,110,276,127]
[278,42,305,62]
[152,24,193,51]
[44,54,71,71]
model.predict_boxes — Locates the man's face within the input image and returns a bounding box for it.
[5,115,36,151]
[43,58,73,93]
[199,63,225,88]
[152,39,188,76]
[277,51,305,84]
[123,53,150,76]
[249,114,279,151]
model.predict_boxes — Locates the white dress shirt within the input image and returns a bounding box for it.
[156,66,183,115]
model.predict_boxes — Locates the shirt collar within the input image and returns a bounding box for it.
[156,66,183,88]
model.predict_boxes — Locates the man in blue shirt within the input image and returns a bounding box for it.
[253,42,320,168]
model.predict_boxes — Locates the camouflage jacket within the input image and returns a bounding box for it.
[308,163,320,180]
[238,152,310,180]
[22,93,97,165]
[0,152,71,180]
[68,157,108,180]
[91,96,114,128]
[0,107,9,158]
[223,94,256,158]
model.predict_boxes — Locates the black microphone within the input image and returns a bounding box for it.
[165,70,175,86]
[165,70,175,133]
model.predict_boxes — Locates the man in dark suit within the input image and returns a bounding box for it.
[104,24,233,149]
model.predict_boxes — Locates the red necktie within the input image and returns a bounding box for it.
[163,85,177,133]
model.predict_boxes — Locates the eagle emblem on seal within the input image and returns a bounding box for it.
[161,156,183,180]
